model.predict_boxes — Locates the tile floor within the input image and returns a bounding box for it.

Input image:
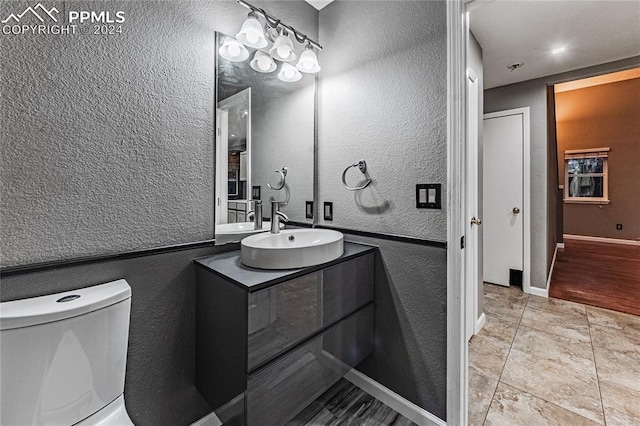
[469,283,640,425]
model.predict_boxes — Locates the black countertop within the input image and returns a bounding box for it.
[194,241,376,292]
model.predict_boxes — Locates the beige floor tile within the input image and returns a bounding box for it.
[589,322,640,353]
[468,370,499,426]
[501,349,604,424]
[587,306,640,332]
[469,334,511,380]
[484,383,601,426]
[599,379,640,426]
[526,295,587,316]
[511,325,596,376]
[476,314,519,345]
[588,306,640,352]
[593,345,640,392]
[483,284,528,324]
[520,304,590,343]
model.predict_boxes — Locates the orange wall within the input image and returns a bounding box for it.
[555,77,640,240]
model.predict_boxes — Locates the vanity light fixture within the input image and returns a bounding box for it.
[231,0,322,80]
[296,44,321,73]
[250,50,277,73]
[278,63,302,82]
[236,11,268,48]
[219,37,250,62]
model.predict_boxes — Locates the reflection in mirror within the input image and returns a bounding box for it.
[215,32,315,234]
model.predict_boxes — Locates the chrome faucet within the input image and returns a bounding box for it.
[246,200,263,230]
[270,201,289,234]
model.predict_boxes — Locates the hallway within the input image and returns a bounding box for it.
[469,283,640,425]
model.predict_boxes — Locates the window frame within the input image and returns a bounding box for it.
[564,147,610,204]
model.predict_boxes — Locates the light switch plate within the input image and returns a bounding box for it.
[416,184,441,209]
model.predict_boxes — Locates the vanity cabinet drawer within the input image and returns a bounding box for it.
[322,252,374,326]
[247,272,321,370]
[245,304,373,426]
[246,253,374,371]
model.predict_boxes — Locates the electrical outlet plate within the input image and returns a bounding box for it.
[252,186,261,200]
[306,201,314,219]
[323,202,333,221]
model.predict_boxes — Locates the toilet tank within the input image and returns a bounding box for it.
[1,279,131,426]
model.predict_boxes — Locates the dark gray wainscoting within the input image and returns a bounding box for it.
[1,244,238,426]
[343,235,448,421]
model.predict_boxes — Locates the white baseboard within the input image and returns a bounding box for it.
[344,369,446,426]
[474,312,486,335]
[563,234,640,246]
[527,285,549,298]
[190,411,222,426]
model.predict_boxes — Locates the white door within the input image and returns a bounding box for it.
[483,108,529,288]
[465,69,480,341]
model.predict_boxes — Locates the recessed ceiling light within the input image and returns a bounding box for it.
[552,47,566,55]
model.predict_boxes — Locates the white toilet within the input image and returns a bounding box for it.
[1,279,135,425]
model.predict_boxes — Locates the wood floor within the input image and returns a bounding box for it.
[287,379,417,425]
[549,239,640,316]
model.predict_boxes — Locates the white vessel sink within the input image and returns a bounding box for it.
[241,229,344,269]
[215,222,279,245]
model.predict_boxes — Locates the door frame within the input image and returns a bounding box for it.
[446,0,467,424]
[483,107,531,295]
[465,68,481,341]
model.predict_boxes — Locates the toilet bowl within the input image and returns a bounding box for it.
[0,279,135,425]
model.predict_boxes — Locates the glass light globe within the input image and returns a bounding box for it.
[228,43,241,58]
[250,51,276,73]
[295,48,321,73]
[257,55,271,71]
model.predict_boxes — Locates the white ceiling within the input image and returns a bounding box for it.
[305,0,334,11]
[470,0,640,89]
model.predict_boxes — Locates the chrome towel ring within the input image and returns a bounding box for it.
[267,167,287,190]
[342,160,372,191]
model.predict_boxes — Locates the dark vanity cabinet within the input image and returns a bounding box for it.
[195,242,376,426]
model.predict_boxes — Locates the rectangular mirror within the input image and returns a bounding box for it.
[215,32,315,237]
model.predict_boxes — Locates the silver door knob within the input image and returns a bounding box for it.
[471,217,482,225]
[512,207,521,214]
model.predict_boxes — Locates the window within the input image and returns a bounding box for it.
[564,148,609,204]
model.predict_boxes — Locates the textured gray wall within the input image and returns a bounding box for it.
[344,235,447,421]
[0,0,319,267]
[484,55,640,288]
[0,245,238,426]
[317,1,447,241]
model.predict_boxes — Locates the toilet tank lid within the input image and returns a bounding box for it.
[0,279,131,330]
